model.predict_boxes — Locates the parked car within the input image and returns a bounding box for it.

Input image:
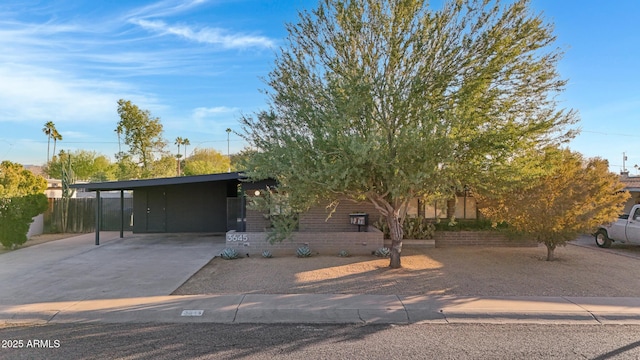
[595,205,640,248]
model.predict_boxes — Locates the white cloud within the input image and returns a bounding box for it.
[0,63,152,124]
[192,106,238,120]
[125,0,210,20]
[131,19,275,49]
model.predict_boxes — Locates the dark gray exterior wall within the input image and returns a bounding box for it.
[133,181,231,233]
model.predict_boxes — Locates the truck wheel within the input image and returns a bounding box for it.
[595,230,612,248]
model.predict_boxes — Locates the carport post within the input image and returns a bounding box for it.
[95,190,100,245]
[120,190,124,238]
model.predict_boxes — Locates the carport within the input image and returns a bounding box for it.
[71,172,245,245]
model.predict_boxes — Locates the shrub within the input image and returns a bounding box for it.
[0,194,48,249]
[221,248,240,260]
[375,247,391,257]
[261,250,273,258]
[373,216,435,240]
[296,246,312,257]
[433,219,508,232]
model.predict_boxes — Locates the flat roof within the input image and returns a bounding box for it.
[70,172,244,191]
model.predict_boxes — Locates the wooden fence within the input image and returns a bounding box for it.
[44,198,134,233]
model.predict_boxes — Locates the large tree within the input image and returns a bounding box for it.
[116,99,167,178]
[0,161,48,249]
[478,148,628,261]
[183,148,230,176]
[241,0,577,268]
[45,149,116,182]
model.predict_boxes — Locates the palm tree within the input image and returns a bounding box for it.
[175,137,184,176]
[226,128,231,172]
[115,124,123,156]
[182,138,190,161]
[42,121,57,163]
[51,129,63,159]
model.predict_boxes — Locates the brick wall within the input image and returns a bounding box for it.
[299,200,382,232]
[245,195,383,233]
[245,207,271,232]
[225,226,383,256]
[433,231,537,247]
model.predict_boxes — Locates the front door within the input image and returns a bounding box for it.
[146,188,166,232]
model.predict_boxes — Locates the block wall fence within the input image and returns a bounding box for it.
[225,226,384,256]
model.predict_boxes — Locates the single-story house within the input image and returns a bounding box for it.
[70,172,253,243]
[620,173,640,213]
[71,172,480,251]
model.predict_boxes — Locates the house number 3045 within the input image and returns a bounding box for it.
[227,234,248,242]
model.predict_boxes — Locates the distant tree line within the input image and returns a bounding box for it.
[43,99,239,181]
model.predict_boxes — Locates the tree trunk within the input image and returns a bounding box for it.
[545,243,556,261]
[387,215,403,269]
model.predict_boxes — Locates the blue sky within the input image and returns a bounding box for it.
[0,0,638,174]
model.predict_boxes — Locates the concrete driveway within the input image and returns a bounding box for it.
[0,232,226,305]
[571,234,640,260]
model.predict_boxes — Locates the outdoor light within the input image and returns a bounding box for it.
[254,190,261,196]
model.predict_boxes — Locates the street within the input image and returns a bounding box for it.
[2,323,640,359]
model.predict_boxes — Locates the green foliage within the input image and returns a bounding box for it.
[247,188,299,244]
[221,248,240,260]
[261,250,273,258]
[433,219,509,232]
[241,0,577,268]
[183,148,230,175]
[43,121,62,164]
[373,217,390,239]
[114,153,140,180]
[0,161,48,249]
[296,246,312,257]
[375,247,391,258]
[230,148,256,172]
[338,250,350,257]
[403,217,436,240]
[45,150,116,181]
[478,147,629,260]
[374,216,435,239]
[116,99,167,178]
[151,155,179,178]
[0,161,47,197]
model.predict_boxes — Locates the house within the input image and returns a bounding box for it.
[70,173,245,237]
[619,173,640,213]
[71,172,481,251]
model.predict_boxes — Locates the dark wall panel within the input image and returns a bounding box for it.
[165,182,228,232]
[133,189,148,233]
[132,181,236,233]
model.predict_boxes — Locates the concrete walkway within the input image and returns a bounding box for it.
[0,232,226,305]
[2,233,640,326]
[2,294,640,325]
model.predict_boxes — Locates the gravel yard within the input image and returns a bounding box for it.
[173,243,640,297]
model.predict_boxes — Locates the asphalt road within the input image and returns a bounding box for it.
[2,323,640,359]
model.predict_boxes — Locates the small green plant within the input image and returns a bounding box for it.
[375,247,391,258]
[433,219,509,232]
[261,250,273,258]
[403,217,435,239]
[296,246,312,257]
[374,216,435,240]
[338,250,350,257]
[221,248,240,260]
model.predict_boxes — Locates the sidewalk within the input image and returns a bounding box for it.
[3,294,640,326]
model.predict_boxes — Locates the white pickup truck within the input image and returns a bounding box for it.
[595,204,640,248]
